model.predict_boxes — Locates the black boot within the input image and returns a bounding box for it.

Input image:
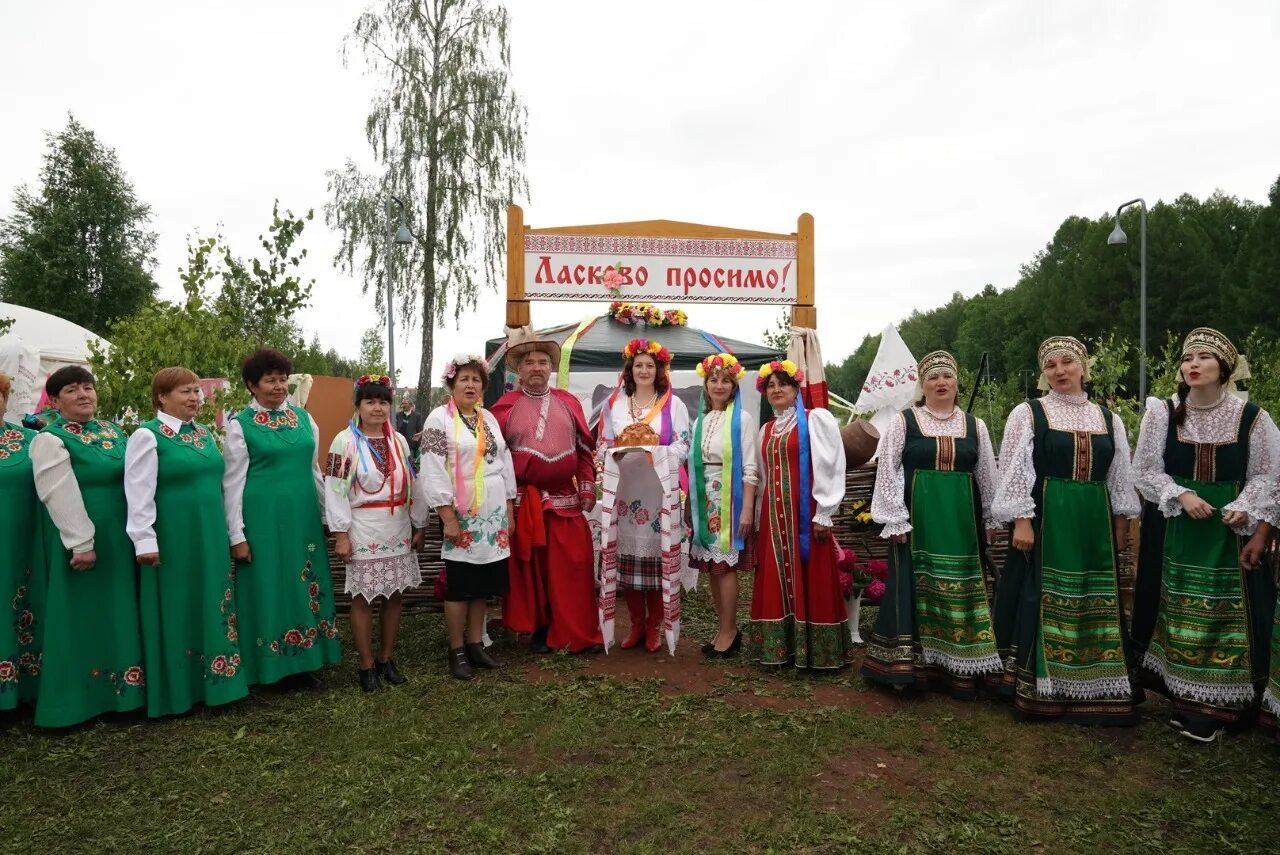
[448,647,474,680]
[466,642,502,669]
[357,667,381,693]
[529,626,551,654]
[375,658,407,685]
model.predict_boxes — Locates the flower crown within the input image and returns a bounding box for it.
[695,352,744,381]
[756,359,803,392]
[442,354,488,383]
[622,338,672,365]
[355,374,391,388]
[608,301,689,328]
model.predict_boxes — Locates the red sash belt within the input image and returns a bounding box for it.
[514,484,547,561]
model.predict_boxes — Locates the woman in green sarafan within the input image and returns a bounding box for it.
[29,366,145,727]
[222,349,340,688]
[0,372,43,709]
[992,336,1143,725]
[124,367,249,717]
[1130,328,1279,743]
[864,351,1003,698]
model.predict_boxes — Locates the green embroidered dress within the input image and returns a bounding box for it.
[31,417,145,727]
[223,402,340,685]
[126,415,249,717]
[991,392,1143,725]
[863,408,1002,698]
[1,422,42,708]
[1130,395,1279,731]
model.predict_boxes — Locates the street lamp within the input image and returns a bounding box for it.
[1108,197,1148,403]
[385,195,413,388]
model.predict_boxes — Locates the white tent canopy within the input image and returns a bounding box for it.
[0,301,111,422]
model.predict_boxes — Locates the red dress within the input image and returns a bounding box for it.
[748,418,851,669]
[490,388,603,652]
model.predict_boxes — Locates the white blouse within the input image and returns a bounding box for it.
[1132,393,1280,534]
[871,406,999,538]
[30,431,97,553]
[765,406,846,527]
[692,408,760,486]
[415,406,518,564]
[123,411,188,556]
[324,429,424,533]
[597,392,692,475]
[222,398,326,547]
[992,390,1141,523]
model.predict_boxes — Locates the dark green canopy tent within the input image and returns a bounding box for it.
[483,312,783,416]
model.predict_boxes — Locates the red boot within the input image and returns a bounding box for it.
[620,589,646,649]
[644,590,665,653]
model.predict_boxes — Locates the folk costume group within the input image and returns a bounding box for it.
[2,327,1278,745]
[861,330,1280,743]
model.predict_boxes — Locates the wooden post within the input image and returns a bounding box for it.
[505,204,529,328]
[791,212,816,328]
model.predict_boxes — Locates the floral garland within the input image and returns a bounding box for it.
[622,337,672,365]
[695,352,744,381]
[755,359,804,392]
[608,301,688,327]
[441,353,488,384]
[356,374,391,388]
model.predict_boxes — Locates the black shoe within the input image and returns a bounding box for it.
[529,627,551,654]
[701,641,716,655]
[357,667,381,693]
[716,630,743,658]
[375,658,407,685]
[449,647,474,681]
[1179,719,1225,744]
[574,644,605,655]
[466,642,502,669]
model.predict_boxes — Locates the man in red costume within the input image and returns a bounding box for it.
[490,338,604,654]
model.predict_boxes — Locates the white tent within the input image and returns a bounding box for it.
[0,302,110,422]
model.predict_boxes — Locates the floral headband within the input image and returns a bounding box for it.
[695,352,744,381]
[355,374,391,388]
[756,359,804,392]
[441,353,488,384]
[622,338,672,365]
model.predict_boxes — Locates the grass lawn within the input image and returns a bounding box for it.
[2,590,1278,855]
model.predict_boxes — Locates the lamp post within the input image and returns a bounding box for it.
[385,195,413,388]
[1107,198,1147,403]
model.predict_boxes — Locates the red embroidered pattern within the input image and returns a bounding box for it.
[252,408,299,430]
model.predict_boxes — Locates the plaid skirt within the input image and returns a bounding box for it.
[619,554,664,591]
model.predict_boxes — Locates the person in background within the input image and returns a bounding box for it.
[396,398,425,467]
[223,348,340,689]
[29,366,144,727]
[124,367,248,717]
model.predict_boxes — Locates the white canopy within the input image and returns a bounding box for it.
[0,302,111,422]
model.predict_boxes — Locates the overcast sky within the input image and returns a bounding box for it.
[2,1,1278,387]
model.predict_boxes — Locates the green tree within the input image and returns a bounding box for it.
[326,0,530,410]
[88,205,317,424]
[0,115,157,336]
[353,326,390,376]
[0,316,13,337]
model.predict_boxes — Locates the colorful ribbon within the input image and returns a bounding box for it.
[447,399,487,514]
[556,316,598,389]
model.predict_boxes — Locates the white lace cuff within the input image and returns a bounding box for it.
[879,519,912,538]
[813,511,835,528]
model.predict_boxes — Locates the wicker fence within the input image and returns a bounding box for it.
[327,462,1138,616]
